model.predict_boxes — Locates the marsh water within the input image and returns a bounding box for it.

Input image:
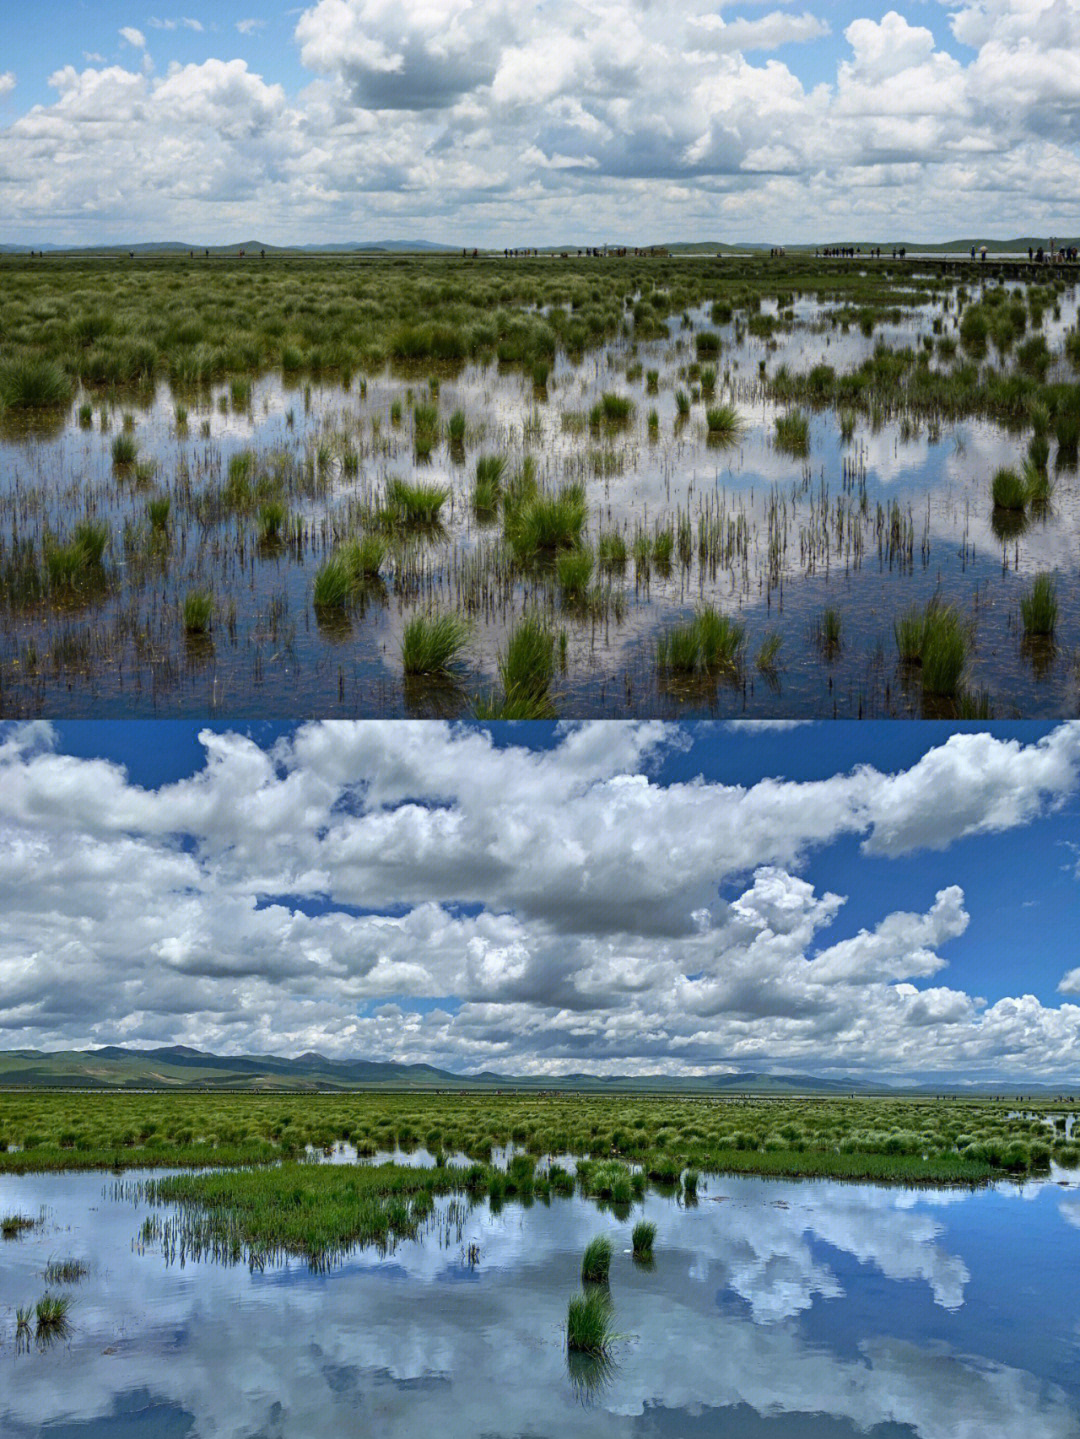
[3,1165,1080,1437]
[2,274,1080,717]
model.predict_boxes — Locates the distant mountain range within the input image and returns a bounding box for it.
[2,237,1075,257]
[0,238,457,255]
[0,1045,887,1094]
[0,1046,1070,1096]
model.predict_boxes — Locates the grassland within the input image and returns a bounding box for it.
[1,1091,1075,1185]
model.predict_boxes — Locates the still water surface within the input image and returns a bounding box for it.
[2,1167,1079,1437]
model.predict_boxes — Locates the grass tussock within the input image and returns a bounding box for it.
[1020,573,1057,636]
[567,1287,613,1355]
[401,611,470,675]
[658,607,745,677]
[894,600,968,696]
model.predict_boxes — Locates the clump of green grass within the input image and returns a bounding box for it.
[111,433,138,467]
[567,1288,613,1355]
[500,612,555,699]
[599,392,633,424]
[683,1169,699,1197]
[382,477,449,529]
[894,599,969,696]
[597,531,627,571]
[258,501,287,543]
[313,557,352,609]
[815,607,842,657]
[991,467,1027,511]
[45,522,109,589]
[447,408,467,445]
[675,389,691,417]
[1023,461,1053,510]
[473,454,507,516]
[632,1221,656,1260]
[532,361,550,389]
[78,402,93,428]
[1020,573,1057,636]
[341,533,387,582]
[894,599,968,696]
[556,546,594,599]
[183,590,213,635]
[0,357,72,409]
[695,330,721,358]
[42,1258,88,1285]
[35,1294,71,1335]
[505,482,586,558]
[581,1235,613,1285]
[775,411,810,456]
[658,607,745,676]
[705,403,743,441]
[756,632,782,671]
[401,612,470,675]
[2,1213,39,1240]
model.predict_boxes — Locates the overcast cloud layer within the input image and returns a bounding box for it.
[3,720,1080,1082]
[2,1,1080,244]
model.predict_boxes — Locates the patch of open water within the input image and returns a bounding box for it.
[2,1166,1079,1437]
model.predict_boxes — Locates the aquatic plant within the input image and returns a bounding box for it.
[704,403,743,440]
[448,408,467,445]
[632,1221,656,1259]
[756,632,782,671]
[597,532,627,571]
[42,1258,89,1285]
[382,477,449,530]
[473,455,507,516]
[401,612,470,675]
[566,1288,613,1355]
[2,1213,39,1239]
[111,433,138,467]
[505,483,586,558]
[183,590,213,635]
[35,1294,71,1335]
[1020,573,1057,636]
[313,557,352,609]
[556,547,594,599]
[258,501,287,543]
[991,467,1027,511]
[500,613,555,699]
[816,607,842,657]
[657,607,745,677]
[775,410,810,456]
[341,534,387,582]
[920,605,968,696]
[581,1235,613,1285]
[0,357,72,409]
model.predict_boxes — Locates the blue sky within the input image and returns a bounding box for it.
[3,719,1079,1083]
[3,2,1078,247]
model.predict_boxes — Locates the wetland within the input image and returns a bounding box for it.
[2,1092,1080,1437]
[3,252,1080,718]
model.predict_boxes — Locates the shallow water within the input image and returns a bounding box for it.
[2,1166,1080,1437]
[2,282,1078,717]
